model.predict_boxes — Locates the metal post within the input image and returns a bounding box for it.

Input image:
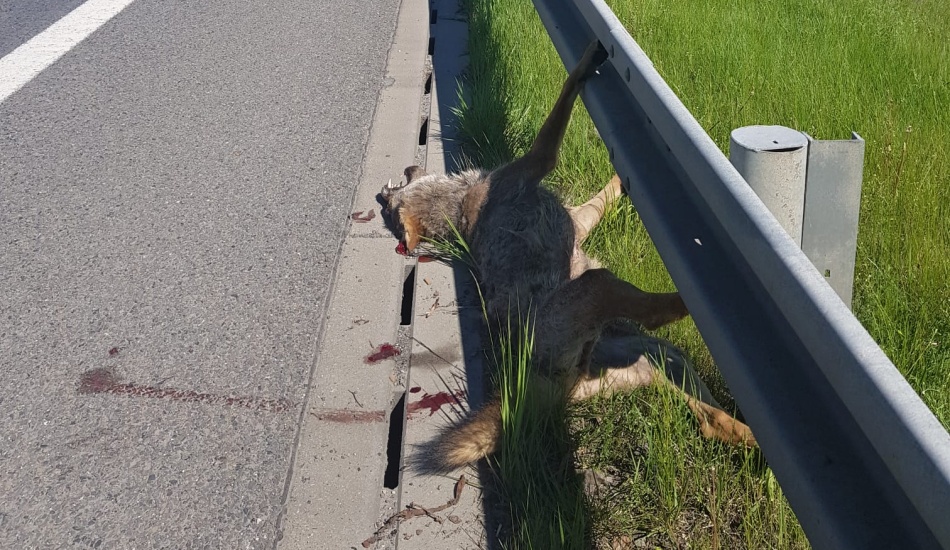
[730,126,865,308]
[729,125,809,246]
[802,132,865,308]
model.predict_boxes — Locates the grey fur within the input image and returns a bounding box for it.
[382,40,753,474]
[384,169,488,239]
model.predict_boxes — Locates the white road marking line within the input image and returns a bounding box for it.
[0,0,137,105]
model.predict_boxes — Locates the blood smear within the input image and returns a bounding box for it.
[364,343,400,364]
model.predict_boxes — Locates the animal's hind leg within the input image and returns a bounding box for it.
[569,356,756,446]
[534,269,688,373]
[493,41,608,183]
[567,268,689,331]
[550,270,755,446]
[569,174,623,244]
[570,356,657,400]
[633,339,754,445]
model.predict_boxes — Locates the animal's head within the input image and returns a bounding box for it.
[380,165,428,252]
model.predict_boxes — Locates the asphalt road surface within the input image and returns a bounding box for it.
[0,0,400,547]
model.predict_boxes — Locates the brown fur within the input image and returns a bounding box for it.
[380,41,754,474]
[434,397,503,467]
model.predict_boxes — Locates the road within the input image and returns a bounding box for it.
[0,0,401,546]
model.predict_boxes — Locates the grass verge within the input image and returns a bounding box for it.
[452,0,949,547]
[605,0,950,430]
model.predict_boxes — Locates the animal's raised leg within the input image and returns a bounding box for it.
[493,41,608,184]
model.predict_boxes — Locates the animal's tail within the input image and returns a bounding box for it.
[410,396,502,474]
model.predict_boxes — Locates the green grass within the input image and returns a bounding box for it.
[572,390,805,549]
[453,0,950,547]
[493,318,589,549]
[605,0,950,430]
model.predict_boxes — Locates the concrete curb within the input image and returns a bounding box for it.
[276,0,430,547]
[394,1,487,547]
[278,0,485,548]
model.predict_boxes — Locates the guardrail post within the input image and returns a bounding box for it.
[729,125,809,245]
[801,132,865,309]
[730,126,865,308]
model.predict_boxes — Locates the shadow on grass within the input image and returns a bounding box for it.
[427,0,596,545]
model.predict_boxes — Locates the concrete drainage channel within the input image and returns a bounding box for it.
[277,0,485,549]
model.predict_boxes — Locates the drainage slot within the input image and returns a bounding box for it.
[428,36,435,56]
[383,393,407,489]
[400,266,416,326]
[424,72,432,95]
[430,9,438,24]
[418,117,429,146]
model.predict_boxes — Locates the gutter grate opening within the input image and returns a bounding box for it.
[400,266,416,326]
[427,36,435,56]
[383,393,407,490]
[430,9,438,24]
[418,117,429,147]
[424,72,432,95]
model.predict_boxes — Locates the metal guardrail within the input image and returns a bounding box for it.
[530,0,950,547]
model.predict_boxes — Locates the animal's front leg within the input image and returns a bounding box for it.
[569,173,624,244]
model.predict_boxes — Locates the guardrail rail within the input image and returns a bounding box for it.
[530,0,950,548]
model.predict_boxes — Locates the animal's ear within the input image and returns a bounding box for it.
[402,212,424,252]
[404,165,427,184]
